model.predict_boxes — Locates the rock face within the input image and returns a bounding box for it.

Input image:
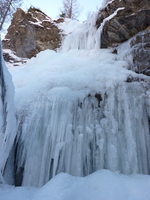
[130,29,150,76]
[96,0,150,76]
[3,49,27,67]
[2,8,62,58]
[96,0,150,48]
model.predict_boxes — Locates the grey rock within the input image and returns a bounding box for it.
[96,0,150,48]
[2,8,62,59]
[131,28,150,76]
[96,0,150,76]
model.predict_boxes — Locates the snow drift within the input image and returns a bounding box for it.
[1,170,150,200]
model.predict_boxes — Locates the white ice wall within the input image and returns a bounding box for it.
[15,82,150,187]
[11,6,150,187]
[0,39,16,184]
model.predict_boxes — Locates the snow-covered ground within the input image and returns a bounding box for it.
[1,170,150,200]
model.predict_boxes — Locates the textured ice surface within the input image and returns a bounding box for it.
[0,40,16,184]
[10,49,150,186]
[14,80,150,187]
[8,10,150,187]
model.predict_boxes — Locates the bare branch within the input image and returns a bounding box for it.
[0,0,22,30]
[60,0,81,20]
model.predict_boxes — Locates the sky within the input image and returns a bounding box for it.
[22,0,104,22]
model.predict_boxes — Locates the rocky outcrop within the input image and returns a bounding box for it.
[96,0,150,48]
[2,7,62,59]
[3,49,27,67]
[96,0,150,76]
[130,29,150,76]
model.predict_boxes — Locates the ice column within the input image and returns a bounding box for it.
[15,82,150,187]
[0,39,16,184]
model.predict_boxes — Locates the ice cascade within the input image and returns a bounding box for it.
[61,12,100,51]
[15,83,150,187]
[11,10,150,187]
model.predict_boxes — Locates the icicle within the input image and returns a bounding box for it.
[61,7,125,52]
[61,12,99,52]
[9,6,150,188]
[15,82,150,187]
[0,38,16,184]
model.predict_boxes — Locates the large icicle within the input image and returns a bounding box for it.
[0,39,16,184]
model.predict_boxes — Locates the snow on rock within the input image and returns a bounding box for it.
[118,29,150,76]
[97,7,125,47]
[96,0,150,48]
[101,0,115,8]
[2,7,61,59]
[3,49,28,68]
[60,7,124,51]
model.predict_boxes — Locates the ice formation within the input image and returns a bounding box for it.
[4,5,150,187]
[60,12,100,51]
[0,40,16,184]
[15,81,150,187]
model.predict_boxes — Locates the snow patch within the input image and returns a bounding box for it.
[1,170,150,200]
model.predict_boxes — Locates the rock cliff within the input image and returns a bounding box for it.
[129,30,150,76]
[2,7,62,59]
[96,0,150,76]
[96,0,150,48]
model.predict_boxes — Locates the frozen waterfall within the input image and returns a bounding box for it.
[15,82,150,187]
[7,10,150,187]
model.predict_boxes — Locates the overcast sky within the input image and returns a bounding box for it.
[22,0,104,21]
